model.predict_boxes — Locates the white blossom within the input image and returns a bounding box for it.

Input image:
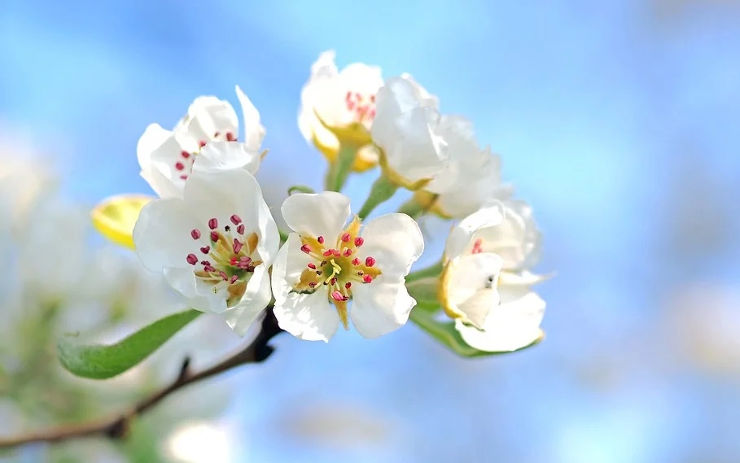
[272,191,424,341]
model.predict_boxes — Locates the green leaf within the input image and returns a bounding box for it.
[58,309,201,379]
[409,307,542,358]
[357,174,398,219]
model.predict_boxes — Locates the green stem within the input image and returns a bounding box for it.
[406,260,444,283]
[398,197,425,218]
[325,144,357,192]
[357,175,398,219]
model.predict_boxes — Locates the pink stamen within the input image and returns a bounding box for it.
[199,140,207,148]
[301,244,311,254]
[331,290,344,302]
[210,231,219,242]
[341,233,351,242]
[345,282,352,289]
[317,236,324,244]
[352,257,360,265]
[226,132,236,142]
[208,218,218,230]
[186,254,198,265]
[363,275,373,283]
[332,249,341,257]
[230,214,242,225]
[365,256,375,267]
[181,150,191,159]
[191,229,201,240]
[233,239,243,254]
[323,249,334,257]
[200,245,210,254]
[354,237,364,247]
[307,263,316,269]
[237,224,245,234]
[471,239,483,254]
[309,282,317,288]
[342,248,352,257]
[230,275,239,284]
[175,162,185,171]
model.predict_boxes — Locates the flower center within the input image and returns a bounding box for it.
[292,217,381,327]
[186,213,260,307]
[345,91,376,125]
[174,131,237,182]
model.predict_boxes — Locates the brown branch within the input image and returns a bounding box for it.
[0,308,283,450]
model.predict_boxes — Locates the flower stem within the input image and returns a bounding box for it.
[325,143,357,192]
[406,260,444,283]
[397,197,425,218]
[357,175,398,220]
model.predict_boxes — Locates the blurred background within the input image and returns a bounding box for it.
[1,0,739,461]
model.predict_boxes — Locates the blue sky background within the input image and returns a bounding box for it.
[2,1,740,461]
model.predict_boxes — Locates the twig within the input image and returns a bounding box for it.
[0,308,283,449]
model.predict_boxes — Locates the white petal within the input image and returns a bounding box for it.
[455,287,545,352]
[177,96,238,143]
[271,235,340,341]
[298,50,339,142]
[133,198,199,271]
[235,85,265,152]
[183,168,279,265]
[281,191,351,240]
[350,278,415,338]
[224,264,272,335]
[136,124,186,199]
[444,204,505,260]
[357,213,424,279]
[164,267,227,313]
[469,200,541,270]
[194,141,261,175]
[442,253,503,327]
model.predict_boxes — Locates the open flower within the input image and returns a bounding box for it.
[133,168,279,335]
[298,50,383,171]
[272,191,423,341]
[137,86,265,198]
[421,115,511,218]
[440,201,545,351]
[371,75,448,189]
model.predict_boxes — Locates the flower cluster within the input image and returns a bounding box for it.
[96,50,548,353]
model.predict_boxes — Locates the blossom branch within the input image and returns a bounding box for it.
[0,308,283,450]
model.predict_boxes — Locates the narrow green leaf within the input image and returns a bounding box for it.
[409,307,542,358]
[58,309,201,379]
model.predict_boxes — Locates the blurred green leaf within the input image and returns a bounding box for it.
[409,307,542,358]
[58,309,201,379]
[287,185,315,195]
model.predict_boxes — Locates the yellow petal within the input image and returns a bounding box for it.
[91,194,153,249]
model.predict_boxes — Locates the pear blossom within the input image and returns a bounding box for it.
[272,191,424,341]
[298,50,383,171]
[371,75,448,188]
[133,168,279,335]
[422,115,511,218]
[441,200,546,351]
[137,86,265,198]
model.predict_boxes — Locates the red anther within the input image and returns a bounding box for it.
[323,249,334,257]
[332,249,341,257]
[331,290,344,301]
[199,140,207,148]
[309,282,317,287]
[233,239,243,254]
[175,162,185,171]
[186,254,198,265]
[330,277,337,285]
[210,231,219,242]
[370,94,376,102]
[237,224,245,234]
[200,245,210,254]
[365,256,375,267]
[369,109,376,119]
[341,233,351,242]
[214,131,220,137]
[191,229,201,239]
[354,237,364,247]
[345,282,352,289]
[471,239,483,254]
[219,271,228,280]
[363,274,373,283]
[317,236,325,244]
[208,218,218,229]
[230,257,238,266]
[230,214,242,225]
[343,248,352,257]
[226,132,236,141]
[230,275,239,284]
[180,175,188,180]
[307,263,317,269]
[181,150,191,159]
[345,91,352,101]
[352,257,360,265]
[301,244,311,254]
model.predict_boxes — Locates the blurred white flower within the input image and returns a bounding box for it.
[134,168,279,335]
[298,50,383,171]
[137,86,265,198]
[423,115,511,218]
[272,191,423,341]
[441,201,546,351]
[371,75,448,188]
[164,420,234,463]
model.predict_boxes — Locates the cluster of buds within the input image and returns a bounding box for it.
[93,50,547,353]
